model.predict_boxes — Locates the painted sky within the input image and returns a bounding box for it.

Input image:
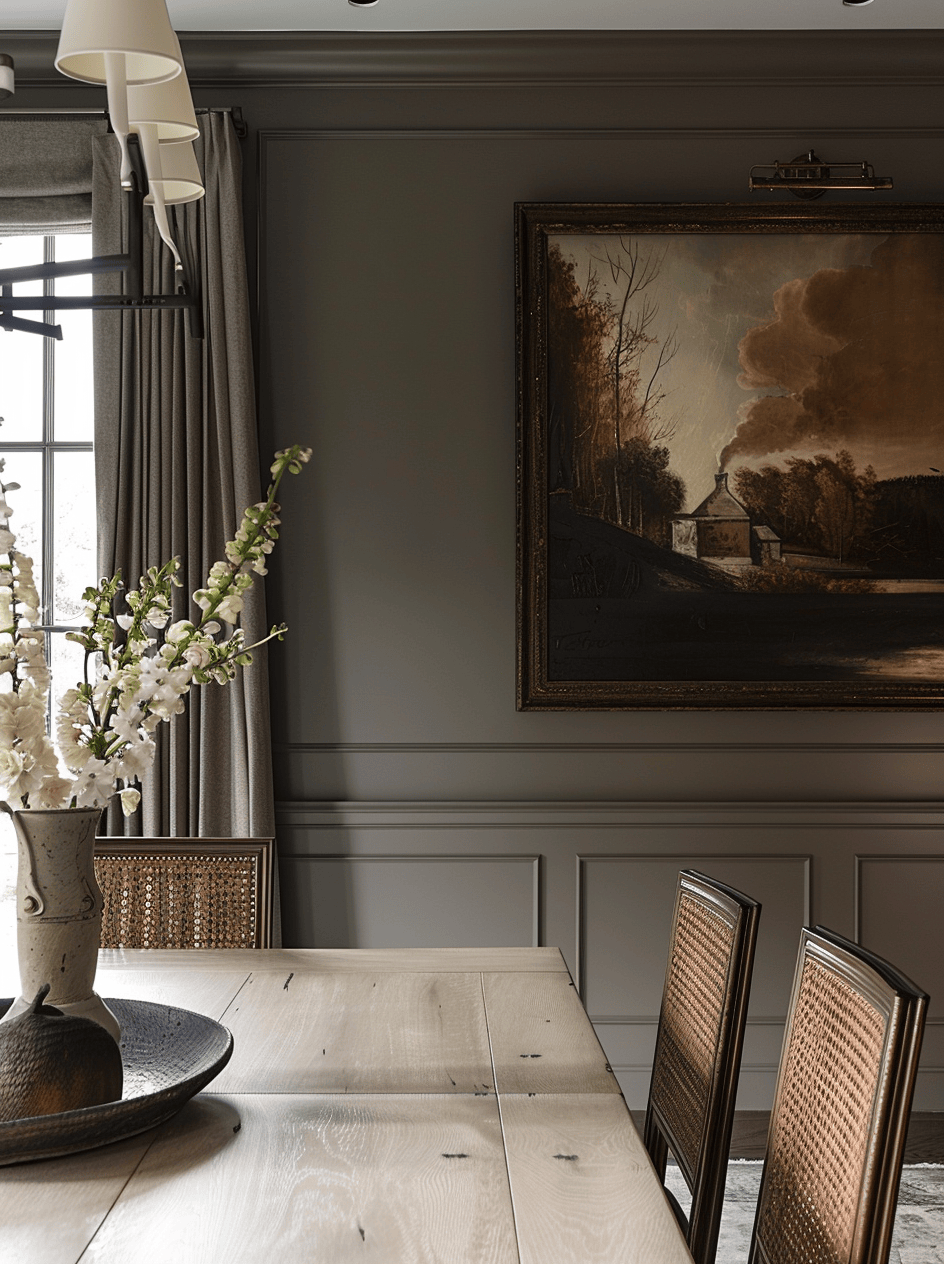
[552,231,944,512]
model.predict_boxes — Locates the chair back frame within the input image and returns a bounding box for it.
[94,836,274,950]
[749,925,928,1264]
[644,869,761,1264]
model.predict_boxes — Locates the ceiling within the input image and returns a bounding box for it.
[2,0,943,33]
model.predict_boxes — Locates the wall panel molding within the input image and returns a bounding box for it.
[271,727,944,801]
[277,741,944,753]
[276,800,944,823]
[260,127,944,140]
[8,30,944,89]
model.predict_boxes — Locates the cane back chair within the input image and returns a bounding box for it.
[644,869,761,1264]
[94,837,274,949]
[749,926,928,1264]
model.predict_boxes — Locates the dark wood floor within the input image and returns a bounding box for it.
[629,1111,944,1163]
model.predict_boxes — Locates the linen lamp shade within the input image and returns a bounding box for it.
[55,0,182,86]
[142,139,205,205]
[127,35,198,143]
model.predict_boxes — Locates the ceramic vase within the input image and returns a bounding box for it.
[0,805,119,1042]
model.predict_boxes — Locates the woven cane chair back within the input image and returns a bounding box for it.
[749,926,927,1264]
[644,870,761,1264]
[95,837,274,949]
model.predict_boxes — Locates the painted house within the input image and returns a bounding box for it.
[674,472,782,568]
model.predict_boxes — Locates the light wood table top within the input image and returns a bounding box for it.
[0,947,693,1264]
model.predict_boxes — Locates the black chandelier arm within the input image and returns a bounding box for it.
[0,313,64,340]
[0,292,197,311]
[0,162,202,338]
[0,254,132,286]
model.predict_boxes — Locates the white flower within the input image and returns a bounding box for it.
[35,776,72,809]
[183,641,213,670]
[70,757,116,809]
[119,787,141,817]
[217,595,243,625]
[0,746,26,785]
[165,620,194,644]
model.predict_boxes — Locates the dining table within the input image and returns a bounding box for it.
[0,945,694,1263]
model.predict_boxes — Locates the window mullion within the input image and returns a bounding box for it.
[42,235,56,711]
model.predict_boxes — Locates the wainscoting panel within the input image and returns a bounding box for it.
[281,852,539,951]
[856,854,944,1109]
[856,855,944,1016]
[276,802,944,1109]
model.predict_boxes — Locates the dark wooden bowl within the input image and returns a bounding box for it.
[0,997,233,1165]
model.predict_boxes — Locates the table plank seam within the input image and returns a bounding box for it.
[481,971,525,1264]
[72,1130,161,1264]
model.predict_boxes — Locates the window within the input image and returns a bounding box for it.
[0,231,96,957]
[0,232,97,712]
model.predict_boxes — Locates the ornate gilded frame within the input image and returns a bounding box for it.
[516,202,944,709]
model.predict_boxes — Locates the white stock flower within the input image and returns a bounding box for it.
[108,706,156,781]
[119,787,141,817]
[216,595,243,625]
[182,641,213,670]
[165,620,194,644]
[0,746,27,787]
[70,757,117,808]
[35,776,72,809]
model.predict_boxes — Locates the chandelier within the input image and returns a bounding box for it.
[0,0,205,339]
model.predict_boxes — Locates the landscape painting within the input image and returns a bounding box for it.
[516,203,944,708]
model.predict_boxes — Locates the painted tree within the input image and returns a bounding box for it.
[546,239,681,536]
[733,451,876,561]
[546,242,613,517]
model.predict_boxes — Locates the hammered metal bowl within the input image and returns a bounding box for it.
[0,997,233,1165]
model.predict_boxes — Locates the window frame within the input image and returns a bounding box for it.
[0,231,95,714]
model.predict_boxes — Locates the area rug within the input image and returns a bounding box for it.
[663,1161,944,1262]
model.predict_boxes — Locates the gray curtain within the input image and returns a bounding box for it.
[91,117,277,892]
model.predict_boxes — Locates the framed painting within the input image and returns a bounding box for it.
[516,202,944,709]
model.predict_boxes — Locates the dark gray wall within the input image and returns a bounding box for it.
[9,30,944,1106]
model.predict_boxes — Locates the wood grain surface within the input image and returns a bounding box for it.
[95,968,251,1023]
[81,1093,519,1264]
[0,1128,157,1264]
[500,1093,693,1264]
[209,970,495,1095]
[0,950,695,1263]
[483,971,621,1095]
[96,946,568,974]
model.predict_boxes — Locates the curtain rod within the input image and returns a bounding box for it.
[0,106,247,137]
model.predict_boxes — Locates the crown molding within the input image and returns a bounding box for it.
[3,29,944,90]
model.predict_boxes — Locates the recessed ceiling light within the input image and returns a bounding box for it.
[842,0,874,6]
[349,1,380,6]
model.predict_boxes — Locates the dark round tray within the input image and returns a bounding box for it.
[0,996,233,1166]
